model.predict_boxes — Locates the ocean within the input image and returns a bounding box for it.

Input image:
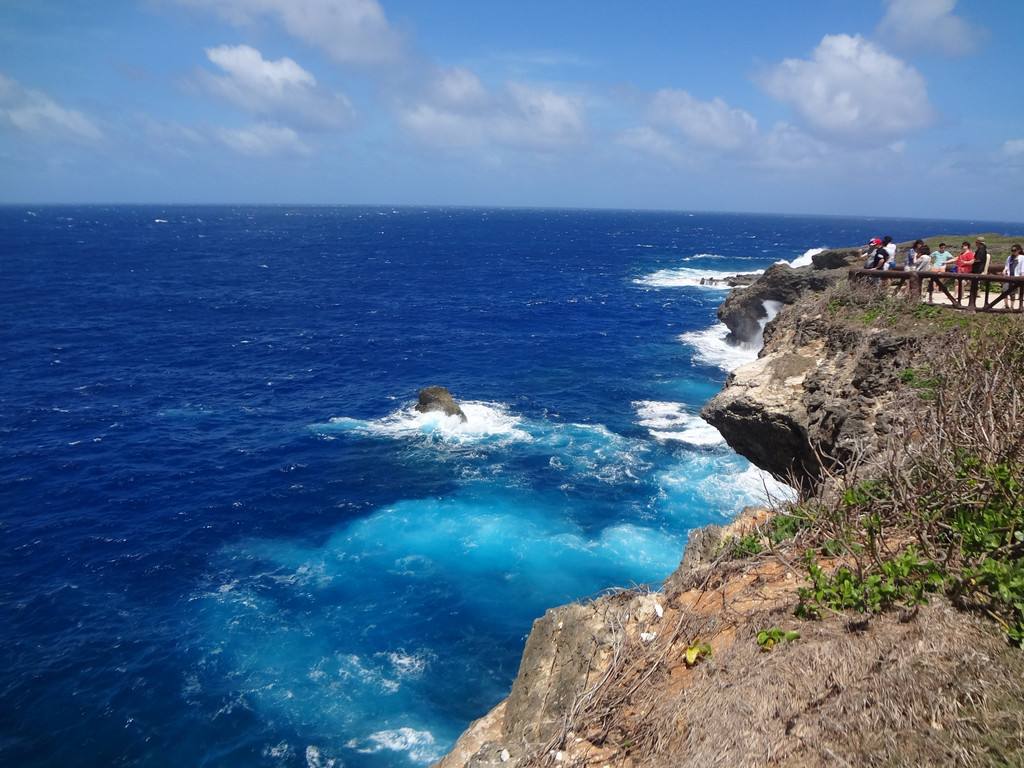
[2,206,1020,767]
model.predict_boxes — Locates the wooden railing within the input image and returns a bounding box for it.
[848,268,1024,313]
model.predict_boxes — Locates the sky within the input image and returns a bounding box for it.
[1,0,1022,220]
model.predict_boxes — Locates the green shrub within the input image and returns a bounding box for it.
[756,627,800,651]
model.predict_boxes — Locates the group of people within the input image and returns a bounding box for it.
[862,235,1024,308]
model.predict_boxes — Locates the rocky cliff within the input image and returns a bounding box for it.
[435,246,1024,768]
[436,505,1024,767]
[703,249,917,489]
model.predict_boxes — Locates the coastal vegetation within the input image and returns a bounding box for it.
[439,238,1024,768]
[718,278,1023,646]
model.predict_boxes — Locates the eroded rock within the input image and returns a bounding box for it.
[415,386,467,422]
[717,263,835,343]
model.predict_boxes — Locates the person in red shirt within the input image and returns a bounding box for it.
[950,241,974,273]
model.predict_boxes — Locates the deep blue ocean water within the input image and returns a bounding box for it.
[2,206,1021,767]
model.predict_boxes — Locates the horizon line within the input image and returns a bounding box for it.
[1,201,1023,228]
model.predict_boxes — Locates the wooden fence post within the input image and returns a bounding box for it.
[908,272,922,305]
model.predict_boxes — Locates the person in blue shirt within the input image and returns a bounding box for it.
[930,242,954,271]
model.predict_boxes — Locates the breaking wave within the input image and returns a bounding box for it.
[633,401,724,447]
[679,299,782,372]
[778,246,828,268]
[318,401,531,446]
[633,267,762,290]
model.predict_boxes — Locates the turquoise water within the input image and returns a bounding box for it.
[2,206,1019,766]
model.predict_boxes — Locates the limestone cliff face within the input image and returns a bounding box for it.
[434,510,773,768]
[434,247,1009,768]
[702,308,919,489]
[703,249,916,489]
[436,503,1024,767]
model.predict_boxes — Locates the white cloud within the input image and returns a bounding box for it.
[616,126,686,166]
[753,123,832,170]
[759,34,932,145]
[877,0,980,56]
[400,102,485,148]
[179,0,402,65]
[216,123,310,155]
[201,44,353,129]
[649,89,758,151]
[399,72,585,153]
[496,83,585,149]
[1003,139,1024,158]
[428,67,487,109]
[140,116,208,156]
[617,88,912,176]
[0,73,103,142]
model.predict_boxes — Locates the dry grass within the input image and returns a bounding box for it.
[508,317,1024,768]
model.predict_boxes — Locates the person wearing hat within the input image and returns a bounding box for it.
[864,237,887,270]
[930,242,954,271]
[972,236,988,274]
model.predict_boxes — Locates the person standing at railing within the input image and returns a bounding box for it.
[972,237,989,274]
[913,243,933,271]
[1002,243,1024,309]
[905,240,925,269]
[931,242,954,271]
[882,235,897,269]
[864,238,888,270]
[949,241,975,274]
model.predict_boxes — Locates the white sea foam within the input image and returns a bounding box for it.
[679,323,760,371]
[679,253,727,262]
[680,299,782,372]
[350,727,441,764]
[336,653,400,694]
[657,454,796,516]
[319,402,649,483]
[633,401,724,447]
[633,267,762,290]
[323,401,530,445]
[381,650,431,678]
[732,464,798,504]
[304,745,335,768]
[154,218,168,224]
[778,246,828,268]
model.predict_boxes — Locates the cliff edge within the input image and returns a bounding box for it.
[437,245,1024,768]
[702,249,913,489]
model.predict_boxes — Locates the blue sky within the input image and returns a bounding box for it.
[1,0,1022,219]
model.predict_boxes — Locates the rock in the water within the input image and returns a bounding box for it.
[415,386,467,422]
[717,263,833,344]
[697,273,759,289]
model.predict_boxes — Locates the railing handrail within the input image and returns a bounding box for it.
[847,267,1024,314]
[848,268,1024,285]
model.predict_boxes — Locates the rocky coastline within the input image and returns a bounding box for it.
[435,244,1024,768]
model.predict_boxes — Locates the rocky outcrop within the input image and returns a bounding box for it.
[436,510,770,768]
[704,270,920,488]
[696,273,759,289]
[436,592,651,768]
[716,247,866,344]
[416,386,467,422]
[811,247,861,270]
[717,263,834,343]
[436,241,1020,768]
[437,499,1024,767]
